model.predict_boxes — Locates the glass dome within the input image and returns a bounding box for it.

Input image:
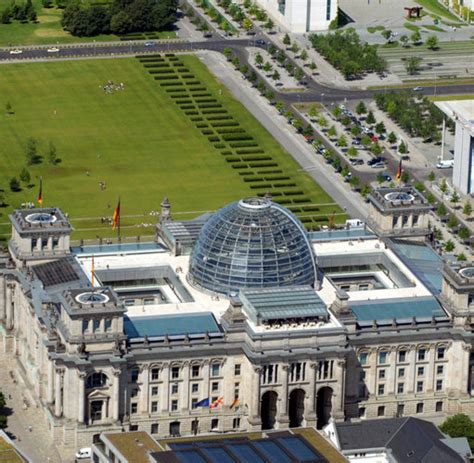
[188,198,318,295]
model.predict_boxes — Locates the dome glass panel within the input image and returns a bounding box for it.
[188,198,317,295]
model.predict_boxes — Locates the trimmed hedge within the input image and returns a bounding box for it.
[190,117,203,121]
[249,162,278,167]
[210,122,239,127]
[202,109,227,114]
[196,123,208,128]
[236,149,264,154]
[208,136,220,142]
[179,105,196,110]
[184,110,199,115]
[250,183,272,189]
[257,169,283,174]
[282,190,304,196]
[160,82,184,86]
[240,156,272,162]
[292,198,312,204]
[264,176,290,181]
[166,88,187,93]
[214,143,226,149]
[207,115,233,121]
[226,157,241,162]
[243,177,264,182]
[302,206,321,212]
[274,182,297,188]
[222,134,253,141]
[194,98,217,103]
[231,164,249,169]
[216,128,245,134]
[197,103,222,109]
[201,129,214,135]
[229,142,259,148]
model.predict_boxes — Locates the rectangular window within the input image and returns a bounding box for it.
[211,364,220,377]
[232,418,240,429]
[171,367,180,379]
[378,384,385,395]
[235,364,241,376]
[359,353,368,365]
[151,423,159,434]
[358,407,366,418]
[416,402,424,413]
[129,424,138,432]
[131,369,139,383]
[418,349,426,361]
[192,365,200,378]
[397,383,404,394]
[171,400,178,411]
[436,379,443,391]
[378,369,386,380]
[234,382,240,399]
[93,319,100,332]
[131,389,138,398]
[398,350,407,362]
[192,398,198,409]
[211,418,219,430]
[211,382,219,392]
[436,365,444,375]
[417,366,425,376]
[151,386,159,396]
[131,403,138,414]
[359,370,366,381]
[326,0,331,21]
[192,383,199,394]
[151,368,160,381]
[82,319,89,333]
[171,384,179,395]
[151,401,158,413]
[398,368,405,378]
[104,319,112,332]
[378,351,387,364]
[436,401,443,412]
[437,347,445,360]
[417,381,424,392]
[377,406,385,417]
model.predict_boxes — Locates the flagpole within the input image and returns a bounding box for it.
[117,196,121,241]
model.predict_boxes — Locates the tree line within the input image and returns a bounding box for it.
[62,0,178,37]
[309,29,386,79]
[1,0,36,24]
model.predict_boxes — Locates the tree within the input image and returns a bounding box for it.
[398,141,407,154]
[271,70,280,81]
[318,115,328,128]
[276,50,285,64]
[440,414,474,451]
[275,102,285,113]
[426,192,435,204]
[264,18,274,30]
[356,101,367,116]
[351,125,362,138]
[405,56,422,75]
[255,52,263,67]
[293,118,303,132]
[300,49,308,61]
[410,30,422,45]
[447,215,458,229]
[291,42,299,54]
[444,240,455,252]
[48,142,57,165]
[5,102,12,115]
[349,175,360,189]
[450,191,460,204]
[375,121,386,136]
[309,61,317,71]
[381,29,392,43]
[268,44,277,56]
[328,126,337,139]
[337,134,347,148]
[366,111,376,125]
[9,177,20,192]
[242,17,253,32]
[302,125,313,138]
[376,172,386,184]
[332,106,342,119]
[457,253,467,261]
[19,168,30,184]
[231,56,240,69]
[401,171,410,183]
[248,70,257,84]
[436,203,447,216]
[282,33,291,46]
[263,61,272,73]
[0,392,6,430]
[387,131,397,145]
[257,81,265,94]
[371,143,382,156]
[459,227,470,241]
[426,35,439,50]
[428,171,436,183]
[463,202,472,217]
[223,48,232,61]
[361,184,371,198]
[294,67,304,82]
[347,146,358,157]
[25,137,38,165]
[240,64,249,75]
[400,34,409,47]
[308,104,319,120]
[414,181,425,192]
[439,178,448,193]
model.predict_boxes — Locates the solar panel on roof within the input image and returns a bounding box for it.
[33,258,81,287]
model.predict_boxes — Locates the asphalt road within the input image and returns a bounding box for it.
[1,39,473,103]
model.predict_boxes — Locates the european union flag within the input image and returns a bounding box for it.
[195,397,210,407]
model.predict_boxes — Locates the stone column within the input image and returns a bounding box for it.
[278,365,289,425]
[332,360,346,420]
[248,366,261,426]
[306,363,317,420]
[77,371,86,423]
[54,369,63,417]
[112,369,121,422]
[0,276,5,322]
[181,362,190,411]
[140,365,150,414]
[5,283,13,330]
[47,361,54,404]
[161,363,169,413]
[202,360,210,400]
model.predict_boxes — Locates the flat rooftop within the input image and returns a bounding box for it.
[102,431,161,463]
[435,99,474,133]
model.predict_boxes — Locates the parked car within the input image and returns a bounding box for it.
[255,39,266,45]
[436,159,454,169]
[145,41,156,47]
[9,49,22,54]
[75,448,91,460]
[413,86,423,92]
[381,173,392,182]
[368,156,384,166]
[371,162,385,169]
[47,47,60,53]
[350,159,364,166]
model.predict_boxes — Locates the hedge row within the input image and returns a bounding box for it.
[235,148,264,154]
[229,142,259,148]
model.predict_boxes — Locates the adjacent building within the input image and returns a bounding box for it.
[436,99,474,195]
[1,194,474,454]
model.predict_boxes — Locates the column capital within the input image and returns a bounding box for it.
[253,366,262,374]
[281,365,289,372]
[112,369,122,377]
[77,370,87,379]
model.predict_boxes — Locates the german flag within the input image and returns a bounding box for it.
[229,398,239,409]
[112,198,121,230]
[91,256,95,287]
[396,159,402,182]
[37,177,43,205]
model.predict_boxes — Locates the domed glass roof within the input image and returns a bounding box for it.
[188,198,318,295]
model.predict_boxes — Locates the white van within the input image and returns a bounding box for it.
[345,219,365,229]
[75,447,91,460]
[436,159,454,169]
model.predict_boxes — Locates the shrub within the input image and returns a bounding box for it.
[236,149,265,154]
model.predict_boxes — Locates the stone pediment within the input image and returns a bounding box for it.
[87,389,109,400]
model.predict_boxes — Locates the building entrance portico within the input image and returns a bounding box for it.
[261,391,278,430]
[316,387,333,429]
[289,389,305,428]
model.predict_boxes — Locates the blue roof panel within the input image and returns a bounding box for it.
[124,312,220,338]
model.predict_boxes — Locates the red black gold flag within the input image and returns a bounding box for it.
[37,177,43,205]
[112,198,121,231]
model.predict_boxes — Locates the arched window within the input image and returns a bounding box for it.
[86,372,107,389]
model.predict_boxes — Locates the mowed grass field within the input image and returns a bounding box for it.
[0,55,343,241]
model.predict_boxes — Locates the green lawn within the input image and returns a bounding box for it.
[0,0,176,46]
[0,56,342,240]
[414,0,460,21]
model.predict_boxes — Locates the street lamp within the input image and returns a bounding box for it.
[321,93,325,106]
